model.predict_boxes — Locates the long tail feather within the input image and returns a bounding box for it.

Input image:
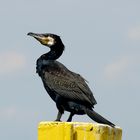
[85,108,115,127]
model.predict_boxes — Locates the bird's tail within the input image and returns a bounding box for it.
[85,108,115,127]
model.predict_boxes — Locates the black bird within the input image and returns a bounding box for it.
[27,32,115,127]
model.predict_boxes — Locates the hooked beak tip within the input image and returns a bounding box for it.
[27,32,40,39]
[27,32,34,36]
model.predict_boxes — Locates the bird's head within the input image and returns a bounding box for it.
[27,32,61,48]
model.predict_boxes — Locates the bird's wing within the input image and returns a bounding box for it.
[42,66,97,106]
[70,71,97,105]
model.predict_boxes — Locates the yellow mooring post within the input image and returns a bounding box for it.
[38,122,122,140]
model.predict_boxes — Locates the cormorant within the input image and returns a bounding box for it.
[27,32,115,127]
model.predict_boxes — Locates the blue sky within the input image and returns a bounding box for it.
[0,0,140,140]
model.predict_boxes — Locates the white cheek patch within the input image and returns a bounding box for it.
[47,36,55,46]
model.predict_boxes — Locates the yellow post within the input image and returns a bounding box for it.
[38,122,122,140]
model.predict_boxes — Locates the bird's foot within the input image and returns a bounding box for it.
[54,119,62,122]
[67,118,72,122]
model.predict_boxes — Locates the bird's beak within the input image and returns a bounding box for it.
[27,32,44,41]
[27,32,52,46]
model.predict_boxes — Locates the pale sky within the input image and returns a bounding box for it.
[0,0,140,140]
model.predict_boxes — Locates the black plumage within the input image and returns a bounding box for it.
[27,32,115,127]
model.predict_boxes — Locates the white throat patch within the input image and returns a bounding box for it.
[47,36,55,46]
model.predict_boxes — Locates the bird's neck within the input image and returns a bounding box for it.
[36,44,64,76]
[42,44,64,60]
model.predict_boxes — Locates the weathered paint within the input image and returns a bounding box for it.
[38,122,122,140]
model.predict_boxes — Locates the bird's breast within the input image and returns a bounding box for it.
[36,59,43,76]
[36,59,49,76]
[36,59,61,76]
